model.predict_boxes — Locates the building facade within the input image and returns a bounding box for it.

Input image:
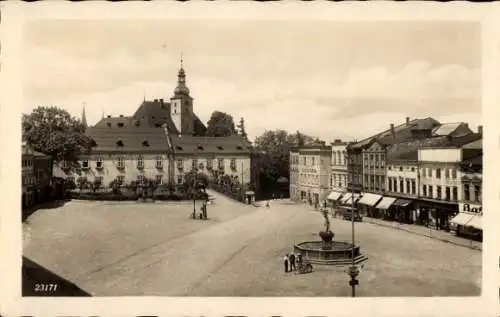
[289,150,300,201]
[347,117,440,194]
[57,61,252,190]
[290,143,331,206]
[330,139,348,191]
[22,143,53,208]
[361,140,387,194]
[417,148,462,230]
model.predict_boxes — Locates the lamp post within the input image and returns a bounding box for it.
[346,152,359,297]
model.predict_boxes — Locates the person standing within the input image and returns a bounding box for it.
[283,254,289,273]
[289,253,296,271]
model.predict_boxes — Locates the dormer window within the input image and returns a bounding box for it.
[142,140,149,147]
[217,146,223,150]
[135,120,140,127]
[175,145,183,151]
[117,122,124,128]
[236,145,243,150]
[106,122,111,127]
[116,139,124,147]
[197,145,204,151]
[81,160,89,169]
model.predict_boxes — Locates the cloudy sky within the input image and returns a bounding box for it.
[23,20,481,141]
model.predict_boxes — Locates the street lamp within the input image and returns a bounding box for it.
[346,152,359,297]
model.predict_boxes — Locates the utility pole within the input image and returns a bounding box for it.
[346,152,359,297]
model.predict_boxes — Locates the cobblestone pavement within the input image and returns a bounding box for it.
[23,194,481,296]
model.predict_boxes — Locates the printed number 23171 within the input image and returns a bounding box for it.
[34,283,58,292]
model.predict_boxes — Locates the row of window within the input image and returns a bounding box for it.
[330,174,348,188]
[22,159,33,168]
[364,175,386,191]
[463,183,482,202]
[388,166,415,172]
[363,153,386,162]
[78,157,239,170]
[332,150,347,166]
[364,162,386,169]
[296,156,317,166]
[387,177,416,195]
[421,184,459,201]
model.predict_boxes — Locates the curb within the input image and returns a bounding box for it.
[364,219,481,251]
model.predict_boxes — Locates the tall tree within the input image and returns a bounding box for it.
[206,111,237,137]
[22,106,96,167]
[237,117,248,140]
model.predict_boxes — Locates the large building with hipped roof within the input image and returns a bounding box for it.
[57,60,253,189]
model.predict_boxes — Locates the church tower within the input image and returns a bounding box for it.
[170,55,194,135]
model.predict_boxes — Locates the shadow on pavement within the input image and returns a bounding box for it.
[22,199,71,223]
[22,256,91,297]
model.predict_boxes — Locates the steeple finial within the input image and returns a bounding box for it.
[82,102,88,129]
[180,52,184,69]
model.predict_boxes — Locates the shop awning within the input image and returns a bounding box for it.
[466,215,482,230]
[450,213,474,226]
[393,199,413,207]
[340,193,360,205]
[357,193,382,207]
[375,197,396,210]
[340,193,352,204]
[327,191,343,201]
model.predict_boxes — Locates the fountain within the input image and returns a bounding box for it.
[294,208,368,266]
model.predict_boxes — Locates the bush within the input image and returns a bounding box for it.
[69,186,197,201]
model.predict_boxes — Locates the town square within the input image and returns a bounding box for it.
[19,17,484,299]
[23,190,481,297]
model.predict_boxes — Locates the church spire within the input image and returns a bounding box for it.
[82,103,88,129]
[174,53,190,96]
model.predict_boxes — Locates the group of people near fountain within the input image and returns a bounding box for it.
[283,252,302,273]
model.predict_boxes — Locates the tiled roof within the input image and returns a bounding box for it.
[432,122,472,137]
[350,117,440,150]
[170,135,252,155]
[94,99,207,136]
[22,144,49,157]
[86,127,170,153]
[432,123,461,136]
[387,133,482,161]
[94,116,133,128]
[462,139,482,149]
[132,100,179,133]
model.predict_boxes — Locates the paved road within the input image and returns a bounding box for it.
[23,192,481,296]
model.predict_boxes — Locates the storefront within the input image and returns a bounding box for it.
[357,193,383,217]
[450,202,482,241]
[374,196,396,220]
[417,200,458,231]
[392,198,415,224]
[326,190,343,209]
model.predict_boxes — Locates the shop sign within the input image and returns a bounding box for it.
[460,202,482,215]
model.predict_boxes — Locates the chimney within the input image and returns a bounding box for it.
[154,99,158,103]
[160,98,164,104]
[478,125,483,135]
[107,115,111,118]
[390,123,395,138]
[406,117,410,125]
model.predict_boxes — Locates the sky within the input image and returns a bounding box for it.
[23,20,482,142]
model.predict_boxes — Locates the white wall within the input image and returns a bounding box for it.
[418,148,462,163]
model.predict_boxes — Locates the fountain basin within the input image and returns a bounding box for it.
[294,241,368,266]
